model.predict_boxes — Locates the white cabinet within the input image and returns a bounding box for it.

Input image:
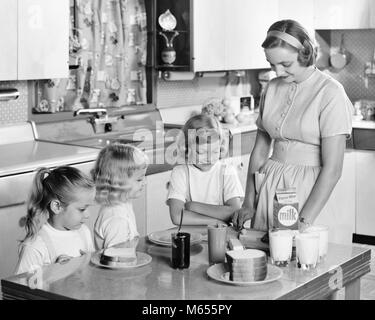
[191,0,279,71]
[0,0,18,80]
[0,203,27,280]
[146,171,175,234]
[355,151,375,237]
[0,0,69,81]
[279,0,315,36]
[223,153,251,193]
[314,151,356,245]
[314,0,372,29]
[191,0,226,72]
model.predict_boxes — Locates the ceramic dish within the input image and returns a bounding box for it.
[91,251,152,270]
[148,229,203,247]
[206,263,282,286]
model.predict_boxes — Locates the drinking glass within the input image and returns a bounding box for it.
[269,229,294,267]
[296,233,320,270]
[305,225,329,262]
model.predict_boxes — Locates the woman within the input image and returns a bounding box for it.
[232,20,353,233]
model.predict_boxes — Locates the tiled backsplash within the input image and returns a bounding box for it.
[156,70,260,108]
[316,29,375,101]
[0,81,28,125]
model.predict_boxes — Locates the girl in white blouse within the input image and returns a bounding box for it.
[167,114,244,226]
[92,143,148,250]
[232,20,353,234]
[16,166,96,275]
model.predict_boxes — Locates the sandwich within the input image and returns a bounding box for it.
[100,247,137,267]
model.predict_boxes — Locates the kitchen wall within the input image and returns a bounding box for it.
[316,29,375,101]
[0,81,28,125]
[1,30,375,125]
[156,70,260,108]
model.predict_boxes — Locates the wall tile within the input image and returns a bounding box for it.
[0,81,28,125]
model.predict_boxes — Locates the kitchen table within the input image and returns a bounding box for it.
[0,227,371,300]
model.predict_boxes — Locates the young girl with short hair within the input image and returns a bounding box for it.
[167,114,244,225]
[92,143,148,250]
[15,166,96,274]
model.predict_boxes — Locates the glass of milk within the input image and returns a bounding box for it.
[305,225,329,263]
[296,233,320,270]
[269,229,294,267]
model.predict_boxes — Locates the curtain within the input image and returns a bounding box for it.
[34,0,148,113]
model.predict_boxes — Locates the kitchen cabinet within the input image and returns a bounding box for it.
[0,203,27,280]
[279,0,314,36]
[0,0,69,81]
[314,151,356,245]
[314,0,373,30]
[355,150,375,237]
[192,0,279,71]
[146,170,175,234]
[0,0,18,80]
[223,153,251,193]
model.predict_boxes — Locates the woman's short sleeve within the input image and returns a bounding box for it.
[320,85,353,139]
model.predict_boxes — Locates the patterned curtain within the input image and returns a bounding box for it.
[34,0,148,113]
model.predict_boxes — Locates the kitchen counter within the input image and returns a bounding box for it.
[0,141,100,177]
[1,226,371,300]
[352,119,375,129]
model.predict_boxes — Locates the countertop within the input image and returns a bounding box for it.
[0,116,373,178]
[0,141,99,177]
[1,226,371,300]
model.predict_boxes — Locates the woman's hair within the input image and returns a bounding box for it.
[91,143,149,205]
[262,19,317,67]
[179,114,226,161]
[21,166,94,244]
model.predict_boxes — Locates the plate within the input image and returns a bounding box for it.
[148,229,203,247]
[207,263,283,286]
[90,251,152,270]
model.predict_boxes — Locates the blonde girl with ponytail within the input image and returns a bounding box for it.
[15,166,96,274]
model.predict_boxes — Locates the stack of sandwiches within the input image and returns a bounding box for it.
[225,249,267,282]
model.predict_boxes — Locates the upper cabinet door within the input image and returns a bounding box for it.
[0,0,17,81]
[191,0,226,72]
[18,0,69,80]
[239,0,279,69]
[314,0,371,29]
[225,0,279,70]
[192,0,279,71]
[279,0,315,36]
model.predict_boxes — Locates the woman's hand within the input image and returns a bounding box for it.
[231,206,254,230]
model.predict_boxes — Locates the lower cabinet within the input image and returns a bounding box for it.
[0,203,27,280]
[223,153,251,193]
[355,150,375,237]
[314,151,356,245]
[145,170,175,234]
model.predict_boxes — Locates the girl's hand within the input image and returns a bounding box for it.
[55,255,73,264]
[231,207,254,231]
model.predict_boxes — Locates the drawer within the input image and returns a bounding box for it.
[0,172,35,207]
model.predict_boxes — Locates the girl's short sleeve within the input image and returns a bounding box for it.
[320,85,353,139]
[166,166,188,203]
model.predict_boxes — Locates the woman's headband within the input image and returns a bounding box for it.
[266,30,304,50]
